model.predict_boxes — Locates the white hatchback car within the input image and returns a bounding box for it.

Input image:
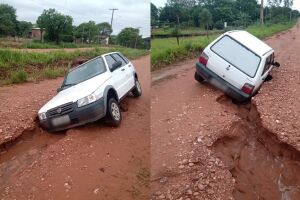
[195,30,280,102]
[38,52,142,132]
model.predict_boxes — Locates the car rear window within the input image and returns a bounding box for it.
[211,35,261,77]
[65,57,106,85]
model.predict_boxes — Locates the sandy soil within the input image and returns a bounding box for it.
[253,25,300,151]
[0,56,150,200]
[151,23,300,200]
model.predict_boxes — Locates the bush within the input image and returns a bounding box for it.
[10,69,27,83]
[43,67,65,79]
[215,21,224,30]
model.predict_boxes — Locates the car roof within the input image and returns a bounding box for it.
[224,30,273,57]
[69,52,122,72]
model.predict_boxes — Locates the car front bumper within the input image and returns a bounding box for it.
[40,97,105,132]
[196,62,251,102]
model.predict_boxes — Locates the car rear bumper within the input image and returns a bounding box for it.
[40,97,106,132]
[196,62,251,102]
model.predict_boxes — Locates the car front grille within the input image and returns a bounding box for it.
[47,102,74,118]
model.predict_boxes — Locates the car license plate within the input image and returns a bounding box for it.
[52,115,70,126]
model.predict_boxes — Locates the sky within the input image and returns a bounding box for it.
[0,0,150,37]
[151,0,300,11]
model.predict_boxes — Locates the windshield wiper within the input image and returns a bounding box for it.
[63,83,77,88]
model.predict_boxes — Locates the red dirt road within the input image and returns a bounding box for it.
[151,24,300,200]
[0,56,150,200]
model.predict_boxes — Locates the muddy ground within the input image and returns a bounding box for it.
[151,23,300,200]
[0,56,150,200]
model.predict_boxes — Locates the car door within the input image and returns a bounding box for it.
[105,55,128,99]
[258,53,274,88]
[112,53,135,91]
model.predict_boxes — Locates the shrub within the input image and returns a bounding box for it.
[10,69,27,83]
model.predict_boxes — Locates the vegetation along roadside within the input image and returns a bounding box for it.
[0,47,149,85]
[151,0,299,71]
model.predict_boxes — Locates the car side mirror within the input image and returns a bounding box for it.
[273,61,280,68]
[111,61,122,71]
[57,87,62,93]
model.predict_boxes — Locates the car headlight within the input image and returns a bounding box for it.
[77,93,97,108]
[38,112,47,120]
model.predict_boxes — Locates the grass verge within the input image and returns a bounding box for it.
[151,21,297,71]
[0,47,149,85]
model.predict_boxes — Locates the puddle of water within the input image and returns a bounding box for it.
[0,127,64,188]
[212,111,300,200]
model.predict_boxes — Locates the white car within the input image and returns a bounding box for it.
[195,30,280,102]
[38,52,142,132]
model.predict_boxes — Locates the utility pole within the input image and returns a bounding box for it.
[260,0,264,25]
[109,8,118,31]
[109,8,118,45]
[134,27,141,49]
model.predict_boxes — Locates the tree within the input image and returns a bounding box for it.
[0,4,17,37]
[260,0,264,25]
[97,22,112,36]
[199,8,212,37]
[117,28,143,49]
[151,3,159,26]
[37,9,73,44]
[16,21,32,38]
[171,26,181,45]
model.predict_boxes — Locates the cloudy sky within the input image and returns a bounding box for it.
[151,0,300,10]
[0,0,150,37]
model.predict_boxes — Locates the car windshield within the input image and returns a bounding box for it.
[64,57,106,86]
[211,35,261,77]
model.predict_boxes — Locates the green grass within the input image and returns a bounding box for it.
[246,21,296,39]
[151,35,218,70]
[43,67,67,79]
[21,42,78,49]
[152,27,223,36]
[0,47,149,85]
[151,21,297,71]
[10,69,27,83]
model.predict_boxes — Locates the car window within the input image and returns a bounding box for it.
[64,57,106,85]
[211,35,261,78]
[105,55,117,71]
[262,53,274,76]
[112,53,128,66]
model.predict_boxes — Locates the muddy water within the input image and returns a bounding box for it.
[213,106,300,200]
[0,126,64,188]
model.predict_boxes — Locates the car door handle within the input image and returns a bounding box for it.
[128,64,132,67]
[121,68,125,71]
[226,65,231,70]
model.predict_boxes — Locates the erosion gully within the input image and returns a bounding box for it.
[0,119,65,190]
[212,102,300,200]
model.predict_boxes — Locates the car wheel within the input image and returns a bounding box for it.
[194,72,205,83]
[105,98,122,127]
[132,79,142,97]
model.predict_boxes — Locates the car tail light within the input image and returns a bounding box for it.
[241,83,254,95]
[199,52,209,66]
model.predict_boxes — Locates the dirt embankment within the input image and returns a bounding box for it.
[0,56,150,200]
[151,23,300,200]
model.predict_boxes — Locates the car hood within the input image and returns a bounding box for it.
[39,73,110,113]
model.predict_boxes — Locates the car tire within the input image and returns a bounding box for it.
[194,72,205,83]
[105,98,122,127]
[132,79,142,97]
